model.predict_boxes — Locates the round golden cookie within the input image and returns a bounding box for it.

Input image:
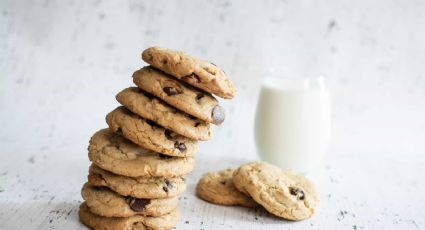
[106,106,199,157]
[81,183,178,217]
[142,46,236,99]
[132,66,225,125]
[196,168,257,207]
[232,162,319,221]
[79,202,179,230]
[88,164,186,199]
[116,87,212,140]
[88,128,195,178]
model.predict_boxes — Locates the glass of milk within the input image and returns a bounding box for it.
[254,74,331,174]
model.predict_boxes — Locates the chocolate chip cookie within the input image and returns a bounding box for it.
[196,168,257,207]
[142,46,236,99]
[82,183,178,217]
[106,106,199,157]
[116,87,212,140]
[132,66,225,125]
[88,164,186,199]
[232,162,319,221]
[88,128,195,178]
[79,202,179,230]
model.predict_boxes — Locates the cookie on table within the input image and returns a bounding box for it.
[81,183,178,217]
[88,128,195,178]
[132,66,225,125]
[88,164,186,199]
[116,87,212,141]
[79,202,179,230]
[232,162,319,221]
[142,46,236,99]
[196,168,257,207]
[106,106,199,157]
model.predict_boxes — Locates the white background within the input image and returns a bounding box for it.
[1,0,424,229]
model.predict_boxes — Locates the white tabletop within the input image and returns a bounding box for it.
[1,149,423,230]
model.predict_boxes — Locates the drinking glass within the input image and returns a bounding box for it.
[254,75,331,173]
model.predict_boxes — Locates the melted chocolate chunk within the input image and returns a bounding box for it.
[183,74,201,83]
[174,142,187,152]
[211,105,225,125]
[127,197,151,212]
[164,130,173,140]
[158,154,173,159]
[289,187,305,200]
[163,87,181,96]
[163,179,173,192]
[195,93,204,101]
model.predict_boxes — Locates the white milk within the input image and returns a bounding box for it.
[254,76,331,173]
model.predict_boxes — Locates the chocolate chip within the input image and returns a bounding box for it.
[158,154,173,159]
[163,179,173,192]
[183,74,201,83]
[174,142,186,152]
[194,122,201,127]
[162,59,168,65]
[162,186,168,192]
[127,197,151,211]
[211,105,225,125]
[195,93,204,101]
[220,181,226,185]
[163,87,181,96]
[164,130,173,140]
[289,187,305,200]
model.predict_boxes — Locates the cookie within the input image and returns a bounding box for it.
[88,128,195,178]
[81,183,179,217]
[116,87,212,140]
[132,66,225,125]
[232,162,319,221]
[106,106,199,157]
[88,164,186,199]
[142,46,236,99]
[196,168,257,207]
[79,202,179,230]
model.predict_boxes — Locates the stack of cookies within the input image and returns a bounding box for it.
[79,47,236,229]
[196,162,319,221]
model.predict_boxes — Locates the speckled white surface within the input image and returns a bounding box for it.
[0,0,424,229]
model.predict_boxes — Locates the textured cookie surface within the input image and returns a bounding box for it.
[196,168,257,207]
[88,164,186,199]
[88,128,195,178]
[106,106,198,157]
[81,183,178,217]
[133,66,225,125]
[232,162,319,221]
[116,87,212,140]
[142,46,236,99]
[79,202,179,230]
